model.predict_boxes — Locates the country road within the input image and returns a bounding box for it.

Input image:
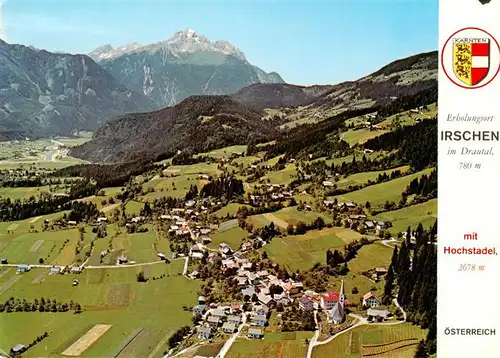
[306,310,320,358]
[0,260,166,270]
[216,313,248,358]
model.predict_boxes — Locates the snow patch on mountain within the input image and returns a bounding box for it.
[88,29,246,62]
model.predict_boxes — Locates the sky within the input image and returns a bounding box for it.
[1,0,438,85]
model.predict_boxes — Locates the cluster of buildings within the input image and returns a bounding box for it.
[194,297,266,340]
[16,264,83,278]
[323,200,391,233]
[161,206,218,239]
[249,184,297,205]
[295,281,392,324]
[297,280,347,324]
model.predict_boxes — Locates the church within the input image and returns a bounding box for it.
[329,279,346,324]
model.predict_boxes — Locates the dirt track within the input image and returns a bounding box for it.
[62,324,112,356]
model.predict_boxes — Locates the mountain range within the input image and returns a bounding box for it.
[89,29,283,107]
[70,51,438,163]
[0,29,283,139]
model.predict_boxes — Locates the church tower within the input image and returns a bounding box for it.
[330,279,346,324]
[339,279,345,307]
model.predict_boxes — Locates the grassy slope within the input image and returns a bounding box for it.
[332,168,434,208]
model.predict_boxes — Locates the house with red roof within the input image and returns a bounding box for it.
[321,291,340,310]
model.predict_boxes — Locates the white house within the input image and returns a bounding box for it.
[362,292,382,308]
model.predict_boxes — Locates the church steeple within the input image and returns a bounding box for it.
[339,279,345,307]
[329,279,346,324]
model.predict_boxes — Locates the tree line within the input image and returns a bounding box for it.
[383,222,437,357]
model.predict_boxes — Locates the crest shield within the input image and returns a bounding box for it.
[453,38,490,86]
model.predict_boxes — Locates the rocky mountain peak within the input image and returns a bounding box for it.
[88,29,248,62]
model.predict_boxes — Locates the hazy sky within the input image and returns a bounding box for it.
[1,0,438,85]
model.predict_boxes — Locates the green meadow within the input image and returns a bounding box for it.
[262,227,361,271]
[0,260,200,358]
[332,168,434,208]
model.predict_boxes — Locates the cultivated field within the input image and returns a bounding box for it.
[62,324,112,356]
[248,207,332,229]
[263,227,362,271]
[227,331,313,358]
[195,145,248,159]
[213,203,252,218]
[311,323,427,358]
[347,241,394,274]
[0,260,200,357]
[164,163,222,176]
[1,228,80,265]
[261,164,297,184]
[0,186,69,200]
[208,227,248,250]
[141,174,210,200]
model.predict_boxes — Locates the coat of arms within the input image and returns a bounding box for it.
[453,38,490,86]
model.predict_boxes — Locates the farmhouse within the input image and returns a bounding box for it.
[253,304,269,317]
[235,276,248,286]
[248,328,264,339]
[50,267,61,275]
[207,316,221,328]
[299,295,315,311]
[367,308,390,321]
[198,327,212,339]
[242,286,256,297]
[16,264,30,273]
[10,344,26,355]
[257,293,276,307]
[227,315,241,325]
[364,221,375,229]
[362,292,382,308]
[200,236,211,244]
[192,305,206,315]
[97,217,108,223]
[71,266,83,274]
[274,293,291,306]
[251,314,267,326]
[219,243,232,255]
[322,181,334,187]
[211,309,226,318]
[117,256,128,264]
[256,270,269,278]
[283,280,303,294]
[222,322,237,333]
